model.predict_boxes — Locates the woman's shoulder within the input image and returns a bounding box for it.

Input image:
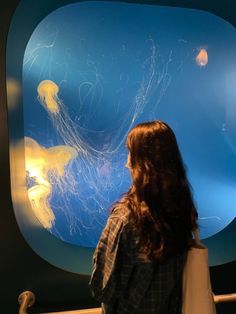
[110,204,130,222]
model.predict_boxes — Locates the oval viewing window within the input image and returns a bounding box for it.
[8,1,236,273]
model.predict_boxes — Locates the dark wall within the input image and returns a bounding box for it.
[1,1,236,313]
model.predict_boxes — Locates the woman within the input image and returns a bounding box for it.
[89,121,198,314]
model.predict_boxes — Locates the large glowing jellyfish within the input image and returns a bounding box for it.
[37,80,60,114]
[25,136,77,229]
[195,48,208,67]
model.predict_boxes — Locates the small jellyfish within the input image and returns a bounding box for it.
[37,80,60,114]
[195,48,208,67]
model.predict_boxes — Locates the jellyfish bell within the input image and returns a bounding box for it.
[37,80,60,114]
[195,48,208,67]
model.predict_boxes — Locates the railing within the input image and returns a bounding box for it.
[19,291,236,314]
[18,291,35,314]
[18,291,101,314]
[214,293,236,304]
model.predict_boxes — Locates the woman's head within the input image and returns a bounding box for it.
[121,120,197,259]
[126,121,185,199]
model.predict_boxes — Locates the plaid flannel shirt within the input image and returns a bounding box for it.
[89,206,185,314]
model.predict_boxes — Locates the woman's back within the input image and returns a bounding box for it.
[90,206,186,314]
[89,121,197,313]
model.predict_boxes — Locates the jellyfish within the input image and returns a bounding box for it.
[37,80,60,114]
[25,136,77,229]
[195,48,208,67]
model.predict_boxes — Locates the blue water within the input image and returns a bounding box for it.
[23,1,236,247]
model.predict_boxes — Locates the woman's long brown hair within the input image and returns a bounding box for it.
[118,121,198,260]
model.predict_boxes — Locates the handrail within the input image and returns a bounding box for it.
[214,293,236,304]
[19,290,236,314]
[18,291,101,314]
[44,308,102,314]
[18,291,36,314]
